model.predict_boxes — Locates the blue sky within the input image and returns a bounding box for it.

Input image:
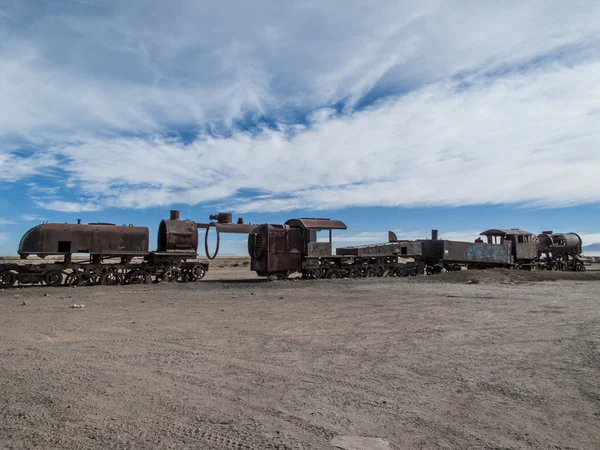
[1,1,600,256]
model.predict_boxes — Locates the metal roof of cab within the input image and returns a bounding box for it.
[284,218,347,230]
[480,228,534,236]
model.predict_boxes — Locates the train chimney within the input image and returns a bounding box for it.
[170,210,181,221]
[77,219,81,225]
[431,229,438,240]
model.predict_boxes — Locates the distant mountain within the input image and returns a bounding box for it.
[582,243,600,256]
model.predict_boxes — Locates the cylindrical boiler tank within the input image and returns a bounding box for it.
[18,223,149,258]
[157,211,198,253]
[537,232,582,255]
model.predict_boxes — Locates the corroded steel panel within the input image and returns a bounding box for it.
[308,242,332,256]
[336,241,422,257]
[18,224,149,257]
[515,242,538,261]
[422,240,512,265]
[284,218,347,230]
[249,224,303,274]
[157,219,198,252]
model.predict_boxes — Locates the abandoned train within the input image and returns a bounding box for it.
[0,210,586,287]
[247,221,586,279]
[0,210,208,287]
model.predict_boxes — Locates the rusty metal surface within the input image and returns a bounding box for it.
[422,240,512,265]
[196,212,256,234]
[209,223,258,234]
[157,219,198,252]
[18,224,149,257]
[336,241,422,257]
[537,232,582,256]
[514,241,539,260]
[249,224,303,275]
[284,219,347,230]
[480,229,533,236]
[308,242,332,257]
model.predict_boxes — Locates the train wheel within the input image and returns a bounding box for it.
[575,262,584,272]
[189,264,206,281]
[365,266,376,277]
[81,272,97,286]
[65,272,81,287]
[125,270,152,285]
[311,268,324,279]
[346,268,358,278]
[99,272,122,285]
[560,262,568,272]
[44,270,64,287]
[0,270,17,287]
[163,268,184,283]
[327,269,341,279]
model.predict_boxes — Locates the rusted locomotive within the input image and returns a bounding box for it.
[247,222,587,279]
[1,208,587,287]
[248,219,424,279]
[0,210,208,287]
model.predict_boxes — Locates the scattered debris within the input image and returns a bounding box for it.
[70,304,85,309]
[466,279,480,284]
[44,293,49,297]
[21,300,28,306]
[331,436,391,450]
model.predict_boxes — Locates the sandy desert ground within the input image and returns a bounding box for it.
[1,262,600,449]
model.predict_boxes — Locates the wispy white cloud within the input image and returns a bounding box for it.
[579,234,600,246]
[0,1,599,214]
[22,58,600,213]
[36,200,102,213]
[19,214,45,221]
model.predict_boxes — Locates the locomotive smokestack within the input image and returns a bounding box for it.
[431,229,438,240]
[170,210,180,221]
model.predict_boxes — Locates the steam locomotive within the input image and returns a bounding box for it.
[0,209,586,288]
[0,210,207,287]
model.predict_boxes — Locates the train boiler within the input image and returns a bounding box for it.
[537,231,585,271]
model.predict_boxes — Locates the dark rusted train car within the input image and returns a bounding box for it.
[18,223,149,259]
[1,210,208,288]
[421,229,540,272]
[249,219,347,278]
[249,218,424,279]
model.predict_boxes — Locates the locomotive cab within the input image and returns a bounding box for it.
[480,229,538,262]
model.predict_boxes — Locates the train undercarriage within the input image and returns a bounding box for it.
[0,253,208,288]
[257,255,425,280]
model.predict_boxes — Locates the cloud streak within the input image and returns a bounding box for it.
[16,58,599,213]
[0,1,599,213]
